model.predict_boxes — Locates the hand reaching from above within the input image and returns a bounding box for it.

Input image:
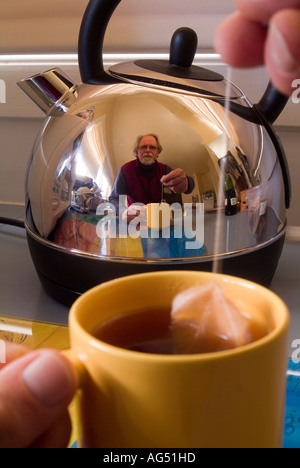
[214,0,300,96]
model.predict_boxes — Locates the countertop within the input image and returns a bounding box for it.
[0,204,299,358]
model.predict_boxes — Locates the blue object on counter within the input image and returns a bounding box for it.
[140,226,205,259]
[283,360,300,448]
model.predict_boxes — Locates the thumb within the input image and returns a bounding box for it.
[0,349,78,448]
[266,10,300,95]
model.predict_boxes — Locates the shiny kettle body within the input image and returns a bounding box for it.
[18,0,291,305]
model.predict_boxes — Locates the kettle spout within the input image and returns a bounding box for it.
[18,68,78,116]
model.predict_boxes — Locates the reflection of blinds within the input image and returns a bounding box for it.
[79,119,115,198]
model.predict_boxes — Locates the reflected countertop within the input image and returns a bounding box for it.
[0,204,299,356]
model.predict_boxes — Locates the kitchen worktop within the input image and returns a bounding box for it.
[0,204,299,358]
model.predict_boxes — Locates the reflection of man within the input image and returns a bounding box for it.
[109,134,194,221]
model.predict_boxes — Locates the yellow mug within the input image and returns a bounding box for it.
[67,271,290,448]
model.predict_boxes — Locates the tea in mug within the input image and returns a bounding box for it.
[93,306,174,354]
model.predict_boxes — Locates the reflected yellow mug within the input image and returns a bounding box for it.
[67,271,290,448]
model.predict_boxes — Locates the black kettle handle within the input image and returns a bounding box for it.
[255,83,291,209]
[255,82,289,125]
[78,0,122,84]
[224,82,288,125]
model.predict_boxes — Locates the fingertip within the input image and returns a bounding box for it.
[22,350,78,407]
[265,10,300,96]
[215,13,266,67]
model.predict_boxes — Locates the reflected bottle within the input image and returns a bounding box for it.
[224,174,237,216]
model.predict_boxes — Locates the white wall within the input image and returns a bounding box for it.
[0,0,235,53]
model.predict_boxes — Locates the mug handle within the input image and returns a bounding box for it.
[62,349,86,387]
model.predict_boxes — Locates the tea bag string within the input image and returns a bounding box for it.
[212,65,233,275]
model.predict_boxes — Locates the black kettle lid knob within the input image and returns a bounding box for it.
[170,28,198,68]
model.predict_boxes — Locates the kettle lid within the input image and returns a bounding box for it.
[108,28,243,100]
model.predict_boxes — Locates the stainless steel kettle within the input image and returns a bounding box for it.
[18,0,291,306]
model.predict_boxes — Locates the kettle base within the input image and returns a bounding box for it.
[27,231,285,307]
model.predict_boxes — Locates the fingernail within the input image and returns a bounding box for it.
[270,23,298,73]
[22,352,75,407]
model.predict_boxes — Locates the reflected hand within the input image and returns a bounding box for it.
[214,0,300,96]
[121,205,147,224]
[0,343,78,448]
[122,210,140,223]
[161,169,188,194]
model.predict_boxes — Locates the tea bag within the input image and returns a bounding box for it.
[170,282,268,354]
